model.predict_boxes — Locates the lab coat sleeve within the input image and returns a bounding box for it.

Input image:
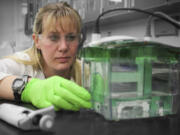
[0,58,26,80]
[0,50,46,80]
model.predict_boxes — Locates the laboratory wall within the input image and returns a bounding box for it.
[83,0,180,47]
[0,0,71,58]
[97,18,180,47]
[0,0,32,58]
[0,0,180,58]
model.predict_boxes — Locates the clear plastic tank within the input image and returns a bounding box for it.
[80,39,180,120]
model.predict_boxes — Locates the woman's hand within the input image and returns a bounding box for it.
[21,76,91,111]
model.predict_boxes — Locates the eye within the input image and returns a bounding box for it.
[66,34,77,42]
[48,35,60,42]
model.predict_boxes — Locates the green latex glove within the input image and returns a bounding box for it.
[21,76,92,111]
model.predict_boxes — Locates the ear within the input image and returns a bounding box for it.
[32,33,41,49]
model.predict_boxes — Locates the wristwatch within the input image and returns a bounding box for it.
[12,75,31,102]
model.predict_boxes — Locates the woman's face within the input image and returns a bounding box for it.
[34,20,79,74]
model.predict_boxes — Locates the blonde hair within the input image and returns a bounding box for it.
[8,2,82,71]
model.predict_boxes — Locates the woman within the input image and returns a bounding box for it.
[0,2,91,111]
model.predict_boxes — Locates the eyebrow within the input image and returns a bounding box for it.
[48,32,77,35]
[48,32,59,35]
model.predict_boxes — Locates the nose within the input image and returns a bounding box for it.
[57,37,69,52]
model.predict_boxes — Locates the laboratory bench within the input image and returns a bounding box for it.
[0,100,180,135]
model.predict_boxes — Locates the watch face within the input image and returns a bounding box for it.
[12,76,30,101]
[12,78,25,94]
[14,79,24,87]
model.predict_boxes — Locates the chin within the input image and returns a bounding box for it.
[54,63,72,71]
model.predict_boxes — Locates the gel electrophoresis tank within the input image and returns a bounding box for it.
[81,38,180,120]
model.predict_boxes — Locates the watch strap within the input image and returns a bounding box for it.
[13,75,31,102]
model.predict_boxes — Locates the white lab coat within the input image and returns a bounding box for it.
[0,51,45,80]
[0,51,83,85]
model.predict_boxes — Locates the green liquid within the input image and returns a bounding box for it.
[81,41,180,120]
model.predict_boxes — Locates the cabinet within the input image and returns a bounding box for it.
[102,0,130,18]
[103,0,130,10]
[70,0,180,25]
[130,0,166,9]
[72,0,101,23]
[168,0,180,3]
[85,0,101,23]
[72,0,87,21]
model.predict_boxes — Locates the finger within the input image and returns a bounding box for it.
[32,100,52,109]
[51,95,78,111]
[53,101,79,111]
[54,87,92,109]
[58,77,91,100]
[54,106,60,111]
[71,106,80,111]
[72,100,92,109]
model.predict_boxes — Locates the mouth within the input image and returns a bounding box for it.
[55,57,71,63]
